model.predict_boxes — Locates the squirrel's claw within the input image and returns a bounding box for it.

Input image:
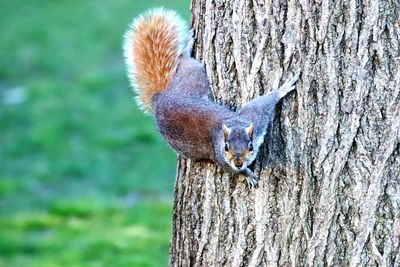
[292,69,301,83]
[246,175,259,189]
[241,168,259,189]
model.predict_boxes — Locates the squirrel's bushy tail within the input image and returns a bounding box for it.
[123,8,187,113]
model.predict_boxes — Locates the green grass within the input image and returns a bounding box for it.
[0,201,173,267]
[0,1,190,266]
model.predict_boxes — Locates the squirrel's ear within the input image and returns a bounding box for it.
[222,124,231,141]
[246,123,254,140]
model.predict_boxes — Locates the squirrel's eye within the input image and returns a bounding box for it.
[224,143,229,152]
[249,142,253,152]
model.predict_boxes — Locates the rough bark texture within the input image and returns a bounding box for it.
[169,0,400,266]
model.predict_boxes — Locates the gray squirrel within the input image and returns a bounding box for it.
[123,8,300,188]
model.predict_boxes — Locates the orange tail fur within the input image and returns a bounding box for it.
[123,8,187,113]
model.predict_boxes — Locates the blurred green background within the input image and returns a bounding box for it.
[0,1,190,266]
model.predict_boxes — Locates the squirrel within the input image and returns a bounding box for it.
[123,8,300,188]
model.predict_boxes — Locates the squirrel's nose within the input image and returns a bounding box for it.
[234,159,243,168]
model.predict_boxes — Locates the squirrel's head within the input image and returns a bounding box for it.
[222,123,254,172]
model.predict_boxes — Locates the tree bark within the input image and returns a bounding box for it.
[169,0,400,266]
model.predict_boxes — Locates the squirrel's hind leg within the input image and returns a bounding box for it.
[276,70,301,98]
[185,29,195,56]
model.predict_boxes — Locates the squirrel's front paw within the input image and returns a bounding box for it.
[246,174,259,189]
[240,168,259,189]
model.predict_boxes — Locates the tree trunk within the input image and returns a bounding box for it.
[169,0,400,266]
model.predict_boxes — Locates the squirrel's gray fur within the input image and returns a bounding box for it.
[124,9,300,188]
[153,32,300,188]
